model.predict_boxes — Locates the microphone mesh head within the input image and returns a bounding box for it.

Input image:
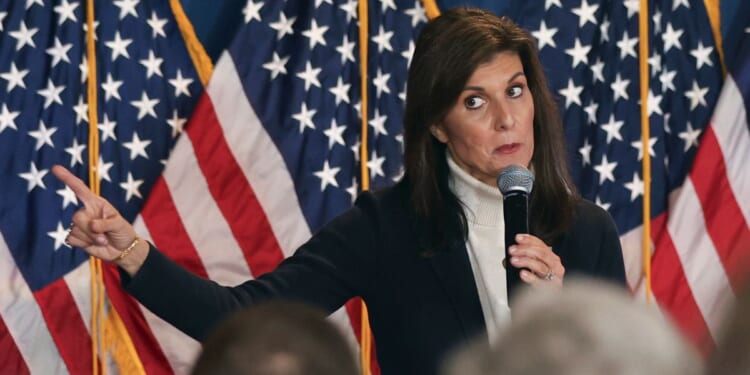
[497,164,534,195]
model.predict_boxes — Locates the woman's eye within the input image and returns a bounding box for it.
[465,96,486,109]
[508,86,523,98]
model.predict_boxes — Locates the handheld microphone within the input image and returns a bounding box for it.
[497,164,534,300]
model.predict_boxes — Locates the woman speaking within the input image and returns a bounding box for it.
[54,7,626,375]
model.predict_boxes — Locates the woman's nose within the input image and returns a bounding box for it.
[493,102,515,131]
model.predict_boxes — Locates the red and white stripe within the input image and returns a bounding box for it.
[624,74,750,355]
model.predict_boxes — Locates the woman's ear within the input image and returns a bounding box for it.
[430,124,449,143]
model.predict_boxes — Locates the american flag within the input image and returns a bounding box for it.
[1,0,425,373]
[505,0,750,354]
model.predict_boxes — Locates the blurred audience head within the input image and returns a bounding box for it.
[443,278,702,375]
[706,280,750,375]
[191,301,357,375]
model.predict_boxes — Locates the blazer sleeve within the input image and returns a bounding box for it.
[120,192,381,341]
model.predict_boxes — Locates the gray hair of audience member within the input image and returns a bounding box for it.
[191,301,358,375]
[442,278,702,375]
[706,279,750,375]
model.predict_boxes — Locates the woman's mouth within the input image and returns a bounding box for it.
[496,143,520,154]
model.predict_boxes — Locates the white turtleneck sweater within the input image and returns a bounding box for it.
[447,154,511,342]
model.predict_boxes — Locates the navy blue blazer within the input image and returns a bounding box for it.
[122,180,626,375]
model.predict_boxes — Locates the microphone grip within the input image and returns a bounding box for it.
[503,190,529,302]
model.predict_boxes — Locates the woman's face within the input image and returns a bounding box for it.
[431,51,535,186]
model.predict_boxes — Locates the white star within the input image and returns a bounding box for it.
[339,0,358,23]
[72,97,88,124]
[167,109,187,137]
[46,37,73,68]
[54,0,79,25]
[684,80,709,110]
[0,104,20,133]
[262,52,289,79]
[678,123,702,151]
[0,11,6,31]
[600,114,624,144]
[346,178,358,204]
[404,1,427,27]
[147,11,168,38]
[130,92,159,120]
[26,0,44,9]
[139,50,164,78]
[37,80,65,108]
[648,53,661,77]
[243,0,263,23]
[292,102,316,133]
[119,173,144,202]
[624,173,644,201]
[579,138,592,165]
[367,151,386,179]
[381,0,396,12]
[57,186,79,209]
[98,157,114,183]
[48,223,71,251]
[672,0,690,10]
[558,79,583,108]
[1,62,29,92]
[324,119,347,148]
[545,0,562,9]
[169,69,194,97]
[350,139,361,162]
[583,101,598,124]
[336,35,356,64]
[623,0,639,18]
[302,19,328,50]
[114,0,139,19]
[79,56,88,83]
[565,38,591,68]
[28,121,58,150]
[123,132,151,160]
[82,20,99,41]
[659,68,677,92]
[369,109,388,136]
[617,31,638,59]
[532,20,558,50]
[296,62,321,90]
[662,24,683,52]
[590,59,605,83]
[645,90,663,116]
[653,10,662,34]
[595,197,611,211]
[599,17,610,42]
[19,162,49,192]
[65,138,86,167]
[690,41,714,69]
[269,12,295,40]
[105,31,133,61]
[329,77,351,105]
[572,0,599,27]
[610,73,630,102]
[593,155,617,184]
[10,21,39,50]
[101,73,124,101]
[353,101,362,119]
[373,69,391,98]
[371,25,394,53]
[315,0,333,6]
[401,41,415,67]
[313,161,341,191]
[630,137,657,161]
[98,114,117,142]
[664,113,672,134]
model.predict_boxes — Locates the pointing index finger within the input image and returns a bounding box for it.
[52,165,98,206]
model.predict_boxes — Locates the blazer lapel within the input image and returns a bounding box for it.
[428,243,487,341]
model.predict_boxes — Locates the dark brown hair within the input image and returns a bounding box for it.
[403,7,578,253]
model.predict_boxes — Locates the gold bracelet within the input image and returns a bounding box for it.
[113,236,141,262]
